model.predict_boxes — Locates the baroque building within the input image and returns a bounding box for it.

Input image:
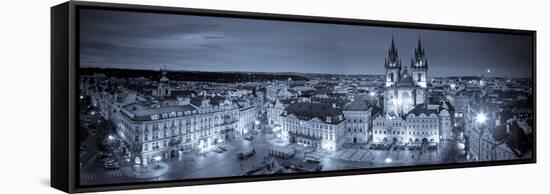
[343,95,372,144]
[152,71,172,98]
[280,102,346,151]
[106,74,259,166]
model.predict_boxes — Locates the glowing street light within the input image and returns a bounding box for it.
[384,158,393,164]
[153,155,162,162]
[153,155,162,168]
[108,135,114,141]
[476,113,487,124]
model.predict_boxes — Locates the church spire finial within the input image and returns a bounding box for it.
[385,33,401,68]
[417,33,422,50]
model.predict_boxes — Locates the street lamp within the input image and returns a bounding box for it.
[475,112,487,124]
[153,155,162,168]
[475,112,487,161]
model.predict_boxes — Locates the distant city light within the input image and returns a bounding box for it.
[153,155,162,162]
[384,158,393,164]
[391,99,401,105]
[255,120,260,125]
[108,135,114,140]
[90,111,95,115]
[449,83,456,89]
[476,112,487,124]
[457,143,465,150]
[80,95,84,99]
[369,91,376,97]
[487,69,491,73]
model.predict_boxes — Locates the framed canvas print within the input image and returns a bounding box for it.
[51,1,536,193]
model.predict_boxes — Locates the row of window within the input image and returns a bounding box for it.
[374,122,438,129]
[348,128,366,133]
[142,128,220,141]
[373,130,438,136]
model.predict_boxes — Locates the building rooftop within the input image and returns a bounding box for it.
[122,103,198,121]
[344,98,371,111]
[407,104,439,116]
[284,102,344,124]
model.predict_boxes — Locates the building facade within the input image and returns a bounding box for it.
[114,97,240,166]
[343,97,372,144]
[280,102,346,151]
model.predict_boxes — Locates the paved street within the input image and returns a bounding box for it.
[80,120,468,185]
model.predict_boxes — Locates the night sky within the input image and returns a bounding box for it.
[80,9,533,78]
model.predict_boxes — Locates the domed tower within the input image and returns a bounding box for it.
[153,69,172,98]
[411,37,428,88]
[385,37,402,87]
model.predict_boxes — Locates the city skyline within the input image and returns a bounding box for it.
[80,9,533,78]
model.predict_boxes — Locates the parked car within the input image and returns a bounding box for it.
[369,144,376,150]
[304,156,321,163]
[217,146,227,151]
[214,147,224,153]
[392,145,400,151]
[243,135,254,141]
[250,130,260,135]
[236,148,256,159]
[103,161,119,169]
[314,164,323,171]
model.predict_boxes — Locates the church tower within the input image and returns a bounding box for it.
[410,37,428,88]
[153,69,172,98]
[385,37,402,87]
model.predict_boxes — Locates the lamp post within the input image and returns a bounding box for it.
[475,112,486,161]
[153,155,162,169]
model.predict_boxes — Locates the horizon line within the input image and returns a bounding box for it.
[79,65,532,79]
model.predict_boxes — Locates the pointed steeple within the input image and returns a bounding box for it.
[391,37,397,54]
[411,35,427,68]
[416,37,423,54]
[385,36,401,68]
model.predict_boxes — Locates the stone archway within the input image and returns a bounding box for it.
[170,149,178,158]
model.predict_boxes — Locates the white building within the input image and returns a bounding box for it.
[343,97,372,144]
[280,102,346,151]
[114,96,240,166]
[236,99,258,135]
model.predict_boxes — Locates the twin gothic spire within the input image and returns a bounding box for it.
[384,35,428,69]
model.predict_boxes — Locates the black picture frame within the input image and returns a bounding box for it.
[51,1,536,193]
